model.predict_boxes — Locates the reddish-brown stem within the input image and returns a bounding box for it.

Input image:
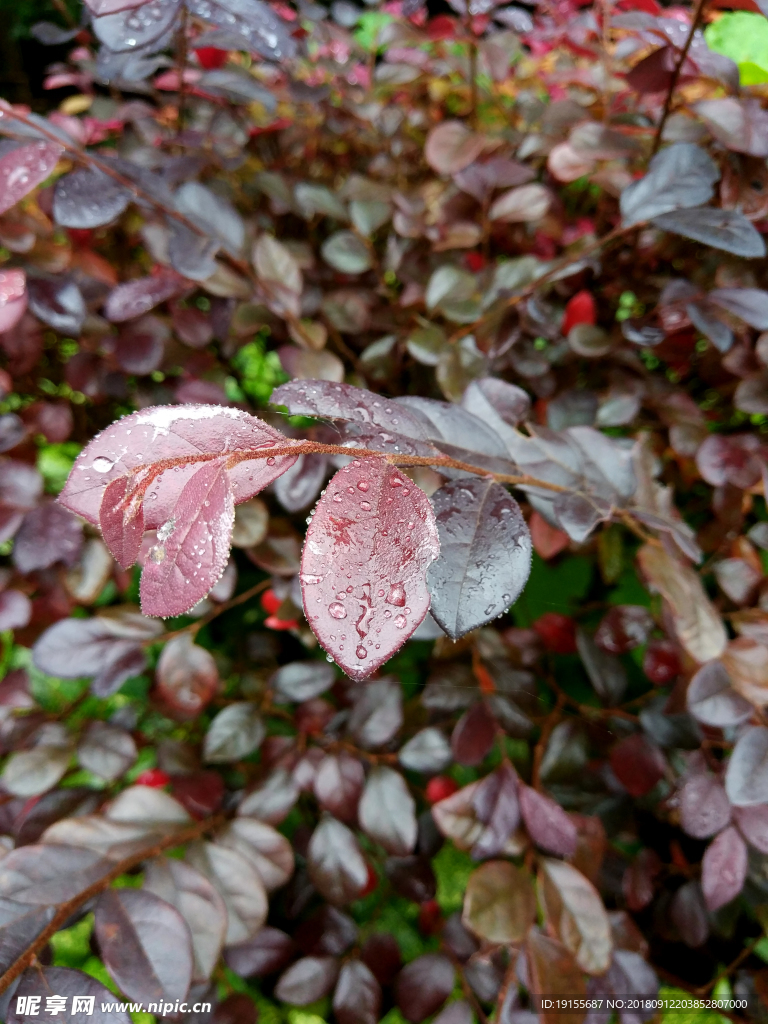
[649,0,708,157]
[0,813,225,994]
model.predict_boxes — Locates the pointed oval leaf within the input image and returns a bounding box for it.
[7,967,131,1024]
[540,859,613,975]
[204,702,265,763]
[425,121,486,175]
[92,0,182,51]
[53,168,131,228]
[0,844,111,905]
[314,753,365,822]
[95,888,193,1004]
[186,840,268,944]
[679,774,731,839]
[273,660,336,702]
[144,857,227,983]
[0,142,63,216]
[519,784,577,857]
[104,272,188,323]
[687,660,752,727]
[215,818,294,891]
[358,767,417,855]
[395,954,455,1023]
[322,231,373,274]
[275,956,340,1006]
[701,826,747,911]
[333,959,382,1024]
[726,726,768,806]
[654,207,766,258]
[300,458,439,681]
[399,728,452,773]
[427,478,531,639]
[307,815,369,905]
[620,143,719,225]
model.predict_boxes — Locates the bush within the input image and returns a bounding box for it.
[0,0,767,1022]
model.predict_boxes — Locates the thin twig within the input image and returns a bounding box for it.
[150,577,272,646]
[0,813,225,994]
[649,0,708,157]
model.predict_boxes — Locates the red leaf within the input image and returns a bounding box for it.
[140,459,234,618]
[100,476,144,570]
[60,404,296,528]
[104,270,189,323]
[451,701,497,766]
[701,826,747,911]
[300,458,439,681]
[0,142,63,216]
[609,734,666,797]
[561,291,596,335]
[519,784,577,857]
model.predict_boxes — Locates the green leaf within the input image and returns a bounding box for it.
[433,843,476,914]
[704,13,768,84]
[38,441,81,495]
[512,553,593,626]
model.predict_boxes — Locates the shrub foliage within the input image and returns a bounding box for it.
[0,0,767,1020]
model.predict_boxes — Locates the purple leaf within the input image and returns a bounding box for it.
[186,0,296,60]
[395,954,455,1023]
[7,967,131,1024]
[679,774,731,839]
[27,278,85,335]
[620,143,718,225]
[307,815,369,905]
[271,380,429,440]
[300,458,439,681]
[359,767,417,855]
[348,677,403,749]
[654,207,766,258]
[470,764,520,860]
[709,287,768,329]
[385,855,436,902]
[275,956,340,1005]
[726,726,768,806]
[452,701,497,766]
[274,454,328,513]
[60,404,295,528]
[100,476,145,570]
[314,753,365,822]
[333,960,382,1024]
[427,478,531,639]
[104,271,189,322]
[85,0,148,13]
[519,784,577,857]
[13,503,82,573]
[0,142,63,216]
[53,167,131,228]
[272,661,335,702]
[114,316,168,375]
[224,928,295,978]
[701,826,747,911]
[0,844,112,904]
[33,612,161,695]
[139,458,234,617]
[732,804,768,853]
[157,635,220,717]
[0,589,31,631]
[95,888,193,1004]
[92,0,183,52]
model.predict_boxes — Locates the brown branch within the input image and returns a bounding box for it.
[0,813,225,994]
[531,690,566,791]
[649,0,708,157]
[150,577,272,646]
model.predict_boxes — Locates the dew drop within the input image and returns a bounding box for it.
[333,492,342,502]
[356,645,367,659]
[357,480,370,491]
[394,614,407,629]
[267,457,276,466]
[390,476,402,487]
[329,602,347,619]
[326,654,334,662]
[360,501,372,511]
[386,583,406,606]
[384,610,391,619]
[93,456,114,473]
[149,545,165,563]
[402,488,410,496]
[347,486,355,494]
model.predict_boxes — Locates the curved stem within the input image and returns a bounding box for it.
[0,813,225,994]
[649,0,708,158]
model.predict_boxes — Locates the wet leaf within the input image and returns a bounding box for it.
[726,726,768,806]
[204,703,265,763]
[300,458,439,680]
[395,954,455,1023]
[452,701,497,766]
[701,826,747,911]
[53,168,131,228]
[519,784,577,856]
[654,207,766,258]
[186,841,268,944]
[275,956,340,1005]
[333,959,382,1024]
[687,660,753,727]
[348,677,403,748]
[0,142,64,216]
[425,122,486,175]
[77,722,137,782]
[216,818,293,891]
[399,728,452,773]
[157,635,219,719]
[314,753,364,821]
[7,967,131,1024]
[679,774,731,839]
[427,478,531,639]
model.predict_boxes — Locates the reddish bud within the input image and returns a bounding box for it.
[265,614,299,631]
[194,47,228,69]
[418,899,443,935]
[427,14,457,38]
[643,639,681,684]
[361,862,378,897]
[533,612,577,654]
[261,589,282,614]
[426,776,459,804]
[135,768,171,788]
[464,252,486,273]
[67,228,94,248]
[562,290,596,335]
